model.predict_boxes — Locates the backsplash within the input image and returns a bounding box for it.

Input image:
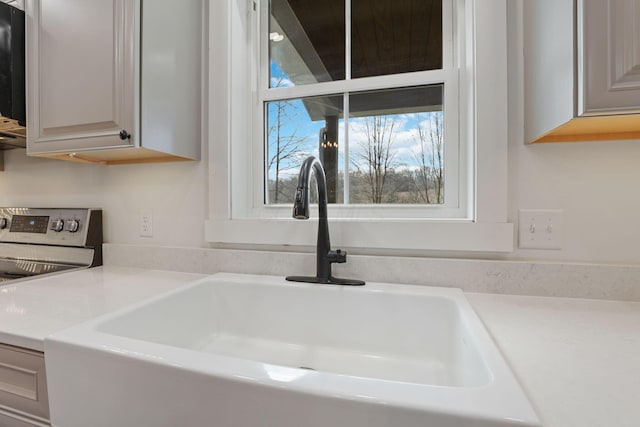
[104,244,640,302]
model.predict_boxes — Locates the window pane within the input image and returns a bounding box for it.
[269,0,345,88]
[349,85,444,204]
[265,95,344,204]
[351,0,442,78]
[265,86,445,206]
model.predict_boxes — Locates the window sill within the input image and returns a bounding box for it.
[205,219,514,253]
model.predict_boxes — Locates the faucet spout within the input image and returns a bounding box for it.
[286,156,365,286]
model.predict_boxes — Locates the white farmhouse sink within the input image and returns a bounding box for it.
[45,273,540,427]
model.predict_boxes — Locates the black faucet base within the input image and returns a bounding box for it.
[285,275,365,286]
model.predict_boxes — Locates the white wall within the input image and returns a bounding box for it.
[508,136,640,264]
[0,1,639,264]
[0,150,208,247]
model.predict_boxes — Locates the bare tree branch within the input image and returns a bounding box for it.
[351,115,399,203]
[412,112,444,204]
[266,77,309,203]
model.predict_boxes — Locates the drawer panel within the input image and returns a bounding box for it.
[0,344,49,421]
[0,361,38,400]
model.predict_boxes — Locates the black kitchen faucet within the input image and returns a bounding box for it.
[285,156,365,286]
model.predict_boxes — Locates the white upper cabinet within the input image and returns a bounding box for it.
[27,0,136,154]
[26,0,202,164]
[525,0,640,143]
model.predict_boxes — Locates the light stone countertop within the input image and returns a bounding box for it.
[467,293,640,427]
[0,266,638,426]
[0,266,205,351]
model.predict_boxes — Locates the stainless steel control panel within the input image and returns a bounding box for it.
[0,208,102,248]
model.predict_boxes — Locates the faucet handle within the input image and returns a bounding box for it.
[292,188,310,219]
[328,249,347,264]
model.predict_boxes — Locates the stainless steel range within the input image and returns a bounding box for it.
[0,208,102,283]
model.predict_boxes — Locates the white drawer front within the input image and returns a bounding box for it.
[0,344,49,422]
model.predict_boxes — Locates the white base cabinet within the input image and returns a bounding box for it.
[524,0,640,143]
[26,0,203,164]
[0,344,50,427]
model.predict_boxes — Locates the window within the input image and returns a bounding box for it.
[261,0,462,217]
[206,0,513,252]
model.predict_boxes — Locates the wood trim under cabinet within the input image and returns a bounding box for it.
[528,114,640,143]
[30,147,196,165]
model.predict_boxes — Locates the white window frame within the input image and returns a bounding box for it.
[258,1,461,219]
[206,0,513,253]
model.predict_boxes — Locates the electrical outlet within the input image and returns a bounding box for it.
[518,209,563,250]
[139,210,153,238]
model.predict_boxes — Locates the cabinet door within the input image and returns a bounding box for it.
[580,0,640,115]
[26,0,138,154]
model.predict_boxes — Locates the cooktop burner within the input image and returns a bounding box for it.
[0,208,102,284]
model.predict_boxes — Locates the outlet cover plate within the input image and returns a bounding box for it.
[518,209,563,250]
[139,210,153,238]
